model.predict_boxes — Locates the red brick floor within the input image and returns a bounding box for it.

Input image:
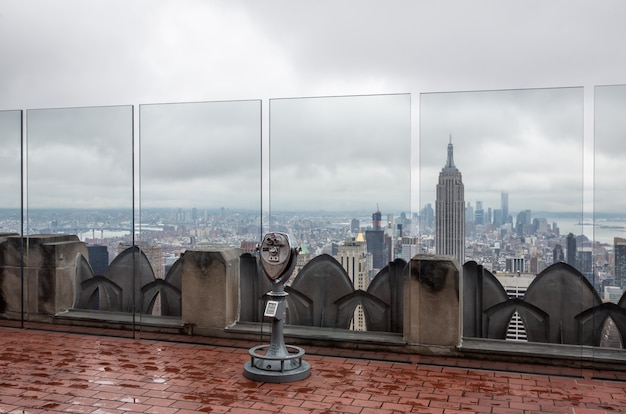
[1,328,626,413]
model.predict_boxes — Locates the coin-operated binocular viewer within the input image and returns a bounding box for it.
[243,232,311,383]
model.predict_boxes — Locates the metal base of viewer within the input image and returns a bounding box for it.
[243,344,311,383]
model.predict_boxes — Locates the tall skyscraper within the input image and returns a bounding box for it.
[493,209,502,227]
[566,233,577,268]
[350,218,360,234]
[372,209,382,230]
[465,202,474,223]
[366,208,385,270]
[435,138,465,265]
[86,244,109,276]
[515,209,532,236]
[399,236,418,261]
[420,203,435,229]
[614,237,626,288]
[474,201,484,225]
[501,192,509,225]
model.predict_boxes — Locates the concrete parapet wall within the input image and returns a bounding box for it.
[0,234,87,319]
[404,254,461,353]
[2,242,466,356]
[181,248,240,333]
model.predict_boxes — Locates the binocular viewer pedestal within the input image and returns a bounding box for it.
[243,288,311,383]
[243,233,311,383]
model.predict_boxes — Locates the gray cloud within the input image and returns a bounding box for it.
[139,100,261,209]
[419,88,584,214]
[1,1,625,217]
[269,94,411,213]
[26,106,133,209]
[2,1,624,108]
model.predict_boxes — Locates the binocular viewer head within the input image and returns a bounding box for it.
[258,232,299,283]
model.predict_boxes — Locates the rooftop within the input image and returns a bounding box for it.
[1,327,625,414]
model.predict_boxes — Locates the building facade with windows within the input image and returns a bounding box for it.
[435,139,465,266]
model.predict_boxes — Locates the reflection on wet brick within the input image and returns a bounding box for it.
[0,328,625,413]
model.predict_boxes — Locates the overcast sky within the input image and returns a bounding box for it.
[1,0,625,215]
[140,100,261,209]
[270,94,410,213]
[420,87,584,215]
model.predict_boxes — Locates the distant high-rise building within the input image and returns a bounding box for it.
[577,247,594,285]
[533,218,549,234]
[87,244,109,276]
[351,218,360,234]
[501,192,509,225]
[384,219,395,263]
[336,232,371,331]
[366,208,385,270]
[176,208,185,223]
[372,209,382,230]
[400,212,410,231]
[399,236,418,261]
[529,255,539,274]
[420,203,435,229]
[435,138,465,265]
[566,233,577,268]
[475,201,484,225]
[465,202,474,223]
[515,209,532,236]
[493,209,502,227]
[614,237,626,288]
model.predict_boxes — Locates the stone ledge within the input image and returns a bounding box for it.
[459,337,626,370]
[55,309,185,333]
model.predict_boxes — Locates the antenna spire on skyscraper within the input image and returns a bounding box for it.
[443,134,457,172]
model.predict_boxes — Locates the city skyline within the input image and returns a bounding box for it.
[3,197,625,295]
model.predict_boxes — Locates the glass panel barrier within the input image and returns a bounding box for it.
[0,110,23,328]
[269,94,411,333]
[25,106,134,337]
[593,84,626,379]
[420,88,585,371]
[138,100,261,339]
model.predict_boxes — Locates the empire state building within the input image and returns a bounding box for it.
[435,138,465,265]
